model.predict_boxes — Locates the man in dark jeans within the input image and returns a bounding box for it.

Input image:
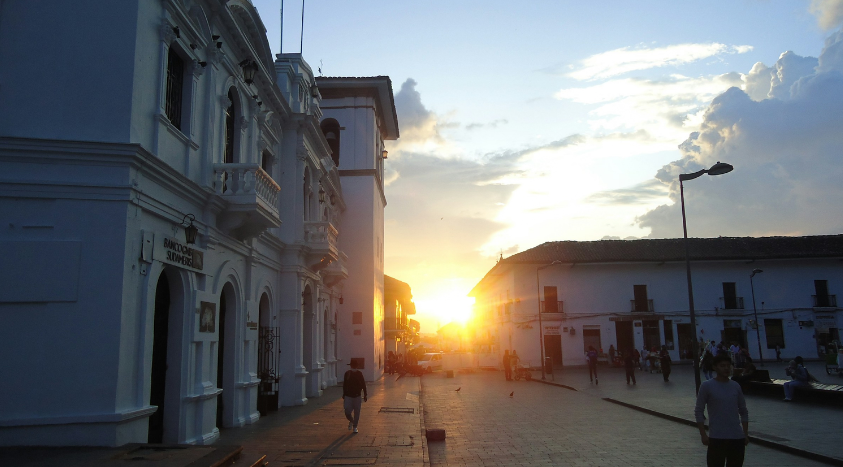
[695,355,749,466]
[343,361,368,434]
[587,346,598,385]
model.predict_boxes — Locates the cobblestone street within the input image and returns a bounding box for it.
[421,369,829,467]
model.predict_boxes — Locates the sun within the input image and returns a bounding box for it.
[414,292,475,328]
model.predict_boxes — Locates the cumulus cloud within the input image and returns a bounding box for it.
[392,78,445,145]
[811,0,843,29]
[636,31,843,238]
[585,179,669,206]
[567,43,753,81]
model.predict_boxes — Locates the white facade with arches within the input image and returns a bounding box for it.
[0,0,396,447]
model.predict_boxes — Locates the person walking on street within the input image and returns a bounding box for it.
[632,348,641,370]
[503,350,512,381]
[624,349,637,385]
[343,361,367,434]
[702,350,715,380]
[587,346,599,385]
[609,345,616,366]
[660,345,672,382]
[694,354,749,467]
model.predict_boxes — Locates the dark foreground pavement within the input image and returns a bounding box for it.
[421,369,830,467]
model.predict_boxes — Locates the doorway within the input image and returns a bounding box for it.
[582,328,601,353]
[216,286,233,428]
[544,335,563,367]
[677,323,695,359]
[148,272,171,443]
[302,286,315,395]
[642,320,660,351]
[615,321,634,354]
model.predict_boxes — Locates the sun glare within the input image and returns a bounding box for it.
[414,292,475,330]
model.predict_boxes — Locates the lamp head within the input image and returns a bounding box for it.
[707,161,733,176]
[751,268,763,277]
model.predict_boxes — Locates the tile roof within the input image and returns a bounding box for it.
[502,234,843,264]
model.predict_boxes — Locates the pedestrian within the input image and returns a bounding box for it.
[587,345,599,385]
[609,345,616,366]
[624,348,636,385]
[660,345,672,382]
[632,347,641,370]
[642,345,650,371]
[702,350,714,380]
[387,351,395,375]
[694,354,749,467]
[783,357,810,402]
[775,344,782,362]
[503,350,512,381]
[343,360,368,434]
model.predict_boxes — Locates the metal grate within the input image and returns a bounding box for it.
[378,407,414,414]
[165,46,184,130]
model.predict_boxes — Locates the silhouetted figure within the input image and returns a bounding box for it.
[624,349,636,385]
[775,345,782,362]
[701,351,714,380]
[503,350,512,381]
[632,348,641,370]
[660,345,672,382]
[343,360,367,433]
[609,345,616,365]
[587,346,598,385]
[783,356,810,402]
[695,355,749,467]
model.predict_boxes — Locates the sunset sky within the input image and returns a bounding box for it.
[252,0,843,332]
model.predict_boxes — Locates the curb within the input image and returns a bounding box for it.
[418,377,430,467]
[533,379,843,466]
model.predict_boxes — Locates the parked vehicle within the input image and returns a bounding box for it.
[418,353,444,373]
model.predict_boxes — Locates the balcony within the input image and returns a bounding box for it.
[213,164,281,240]
[630,299,654,312]
[304,221,340,267]
[813,294,838,308]
[384,318,409,336]
[541,300,564,313]
[322,252,348,287]
[719,297,745,310]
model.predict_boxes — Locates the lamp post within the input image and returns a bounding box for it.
[750,268,764,367]
[680,161,733,395]
[536,260,562,380]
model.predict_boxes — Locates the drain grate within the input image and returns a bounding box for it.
[378,407,414,414]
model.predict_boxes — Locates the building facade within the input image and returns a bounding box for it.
[384,275,417,357]
[0,0,397,447]
[469,236,843,368]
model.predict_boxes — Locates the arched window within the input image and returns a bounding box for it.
[303,167,312,221]
[320,119,341,168]
[224,88,236,163]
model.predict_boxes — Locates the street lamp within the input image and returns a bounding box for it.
[680,161,733,395]
[536,260,562,380]
[750,268,764,367]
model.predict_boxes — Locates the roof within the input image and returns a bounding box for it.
[315,76,400,140]
[470,234,843,295]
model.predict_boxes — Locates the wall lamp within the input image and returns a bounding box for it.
[318,186,326,204]
[382,150,388,159]
[239,59,259,84]
[181,214,199,244]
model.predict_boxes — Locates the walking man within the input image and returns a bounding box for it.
[624,348,636,385]
[503,350,512,381]
[694,354,749,467]
[343,361,367,434]
[587,346,599,385]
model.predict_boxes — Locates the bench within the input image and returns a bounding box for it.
[742,373,843,405]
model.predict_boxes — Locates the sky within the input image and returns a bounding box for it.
[251,0,843,333]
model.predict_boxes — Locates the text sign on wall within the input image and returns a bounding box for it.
[543,324,562,335]
[154,236,205,273]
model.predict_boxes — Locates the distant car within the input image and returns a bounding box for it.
[418,353,444,373]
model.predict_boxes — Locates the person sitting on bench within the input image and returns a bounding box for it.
[783,357,810,402]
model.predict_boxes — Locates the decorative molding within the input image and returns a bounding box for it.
[191,60,205,77]
[160,19,178,45]
[220,95,232,108]
[237,116,249,131]
[0,406,158,427]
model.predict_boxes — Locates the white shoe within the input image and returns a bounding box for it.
[353,427,358,433]
[348,422,353,430]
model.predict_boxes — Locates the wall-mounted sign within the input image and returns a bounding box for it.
[610,314,664,322]
[543,324,562,335]
[199,301,216,333]
[153,236,205,273]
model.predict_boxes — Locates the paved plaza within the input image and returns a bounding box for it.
[421,369,834,467]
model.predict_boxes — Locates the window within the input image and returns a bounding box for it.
[633,285,649,312]
[543,286,558,313]
[350,357,364,368]
[303,167,312,221]
[320,119,341,167]
[764,319,785,349]
[224,89,235,164]
[261,150,272,173]
[663,320,674,350]
[165,46,184,130]
[352,311,362,325]
[814,280,834,307]
[722,282,740,309]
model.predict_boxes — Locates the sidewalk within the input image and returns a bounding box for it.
[533,361,843,463]
[220,374,427,466]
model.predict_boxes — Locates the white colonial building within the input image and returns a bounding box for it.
[0,0,396,448]
[470,236,843,368]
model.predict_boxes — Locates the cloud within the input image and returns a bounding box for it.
[567,43,753,81]
[811,0,843,29]
[636,31,843,238]
[585,179,670,206]
[465,119,508,131]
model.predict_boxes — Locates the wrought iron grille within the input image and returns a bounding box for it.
[165,46,184,130]
[257,326,280,415]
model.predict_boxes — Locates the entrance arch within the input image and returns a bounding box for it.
[148,268,185,443]
[217,282,238,428]
[302,285,315,395]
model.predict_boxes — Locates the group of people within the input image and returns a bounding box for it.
[386,349,425,375]
[585,345,673,385]
[699,340,756,381]
[502,349,521,380]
